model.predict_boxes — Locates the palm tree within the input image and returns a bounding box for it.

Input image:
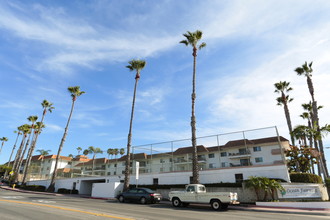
[86,146,103,176]
[12,124,31,182]
[107,148,114,160]
[123,59,146,191]
[36,149,51,179]
[22,121,45,184]
[180,30,206,184]
[295,62,328,178]
[4,130,21,178]
[120,148,125,157]
[113,148,119,159]
[11,125,26,172]
[274,81,295,146]
[47,86,85,192]
[77,147,82,155]
[22,100,54,183]
[0,137,8,155]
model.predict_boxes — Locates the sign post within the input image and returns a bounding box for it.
[136,161,139,188]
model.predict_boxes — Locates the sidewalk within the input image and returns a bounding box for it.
[1,185,329,216]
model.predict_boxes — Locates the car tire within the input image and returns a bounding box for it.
[172,198,181,207]
[118,196,125,203]
[140,197,147,204]
[211,200,221,211]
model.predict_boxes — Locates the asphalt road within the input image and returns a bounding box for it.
[0,188,328,220]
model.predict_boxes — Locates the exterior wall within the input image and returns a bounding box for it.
[91,182,123,198]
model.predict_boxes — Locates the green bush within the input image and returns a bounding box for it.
[57,188,78,194]
[21,185,46,192]
[290,172,322,183]
[325,178,330,188]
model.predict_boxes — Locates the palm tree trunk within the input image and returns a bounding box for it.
[12,135,27,176]
[47,99,75,192]
[4,133,20,178]
[191,47,199,184]
[123,76,139,191]
[283,101,294,146]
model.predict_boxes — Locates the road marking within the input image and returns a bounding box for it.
[0,199,134,220]
[1,196,24,199]
[31,200,56,203]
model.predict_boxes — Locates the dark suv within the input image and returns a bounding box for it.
[117,188,162,204]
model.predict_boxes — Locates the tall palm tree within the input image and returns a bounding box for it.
[22,100,54,182]
[47,86,85,192]
[86,146,103,176]
[107,148,114,160]
[274,81,294,146]
[22,122,45,184]
[4,130,21,178]
[180,30,206,184]
[113,148,119,159]
[295,62,329,178]
[0,137,8,155]
[123,59,146,191]
[12,124,31,182]
[11,125,26,172]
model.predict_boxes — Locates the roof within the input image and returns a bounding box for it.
[173,145,208,155]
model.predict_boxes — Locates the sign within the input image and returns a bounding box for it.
[136,161,139,180]
[278,184,321,199]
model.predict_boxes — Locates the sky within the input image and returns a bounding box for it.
[1,0,330,170]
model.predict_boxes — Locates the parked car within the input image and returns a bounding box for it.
[117,188,162,204]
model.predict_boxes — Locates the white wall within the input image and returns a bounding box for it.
[91,182,123,198]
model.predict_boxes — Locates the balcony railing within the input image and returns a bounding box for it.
[228,150,251,158]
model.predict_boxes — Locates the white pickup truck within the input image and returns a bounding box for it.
[169,184,239,211]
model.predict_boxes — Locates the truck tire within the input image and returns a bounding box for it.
[172,198,182,207]
[211,200,221,211]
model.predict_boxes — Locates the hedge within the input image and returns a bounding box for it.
[130,182,242,190]
[20,185,46,192]
[290,172,322,184]
[57,188,79,194]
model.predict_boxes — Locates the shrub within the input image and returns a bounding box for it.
[290,172,322,183]
[57,188,78,194]
[325,178,330,188]
[22,185,46,192]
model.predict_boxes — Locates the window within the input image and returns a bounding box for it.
[122,170,125,174]
[108,165,111,168]
[107,172,111,175]
[114,164,117,167]
[47,167,50,170]
[160,159,165,163]
[114,171,116,175]
[255,157,263,163]
[209,163,215,169]
[208,153,215,158]
[169,158,173,162]
[68,162,72,165]
[235,173,243,183]
[253,146,261,152]
[239,148,247,154]
[221,162,227,168]
[160,167,164,172]
[220,152,227,157]
[240,159,249,166]
[48,160,51,163]
[153,178,159,185]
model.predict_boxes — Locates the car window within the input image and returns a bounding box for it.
[143,188,154,193]
[128,189,138,193]
[137,189,145,194]
[187,186,195,192]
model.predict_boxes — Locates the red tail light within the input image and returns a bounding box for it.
[150,193,155,196]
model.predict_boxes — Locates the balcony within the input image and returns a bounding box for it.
[228,150,251,159]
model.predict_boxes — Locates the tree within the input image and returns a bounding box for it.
[22,121,45,184]
[4,130,21,178]
[274,81,295,146]
[123,59,146,191]
[22,100,54,183]
[295,62,328,178]
[107,148,114,159]
[180,30,206,184]
[47,86,85,192]
[76,147,82,155]
[0,137,8,155]
[113,148,119,159]
[86,146,103,176]
[12,124,31,179]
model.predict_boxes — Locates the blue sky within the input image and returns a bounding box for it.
[1,0,330,169]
